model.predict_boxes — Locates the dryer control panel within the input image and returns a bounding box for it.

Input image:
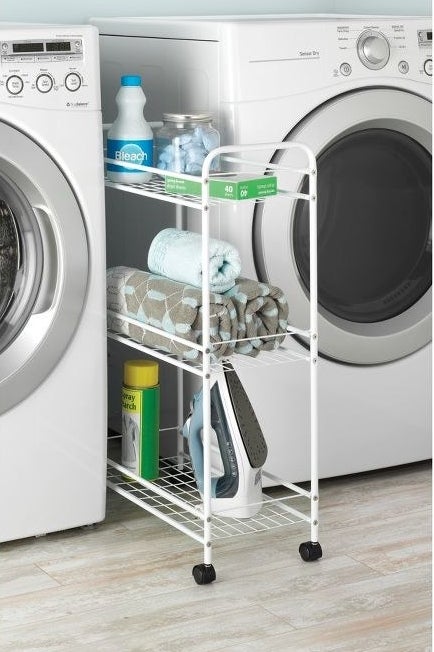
[335,20,432,82]
[0,26,100,110]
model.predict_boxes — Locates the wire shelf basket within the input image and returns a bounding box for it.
[107,457,310,543]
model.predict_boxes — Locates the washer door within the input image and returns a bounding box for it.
[254,88,432,364]
[0,121,88,412]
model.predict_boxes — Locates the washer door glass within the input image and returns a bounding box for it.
[0,121,88,412]
[0,172,43,353]
[254,88,432,364]
[0,200,21,325]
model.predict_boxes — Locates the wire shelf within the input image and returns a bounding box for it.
[105,174,308,207]
[104,163,310,208]
[107,308,310,375]
[105,175,207,210]
[107,327,310,377]
[107,457,310,543]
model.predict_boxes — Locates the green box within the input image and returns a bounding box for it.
[165,174,277,200]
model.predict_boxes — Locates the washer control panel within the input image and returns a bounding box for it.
[0,28,99,109]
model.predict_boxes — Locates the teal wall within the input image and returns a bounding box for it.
[0,0,430,23]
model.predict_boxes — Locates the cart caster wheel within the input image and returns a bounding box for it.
[192,563,216,585]
[299,541,322,562]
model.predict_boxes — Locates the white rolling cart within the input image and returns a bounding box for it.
[104,136,322,584]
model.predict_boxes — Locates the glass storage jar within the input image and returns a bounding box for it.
[155,113,220,175]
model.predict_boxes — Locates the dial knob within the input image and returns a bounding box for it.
[36,73,54,93]
[65,72,82,92]
[357,30,390,70]
[6,75,24,95]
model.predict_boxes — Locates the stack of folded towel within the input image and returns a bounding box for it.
[107,228,289,361]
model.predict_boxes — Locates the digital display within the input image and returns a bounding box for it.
[46,41,71,52]
[13,42,43,53]
[418,29,432,45]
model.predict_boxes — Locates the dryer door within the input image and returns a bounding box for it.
[0,121,88,412]
[254,88,432,364]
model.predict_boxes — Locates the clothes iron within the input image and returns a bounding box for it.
[182,363,268,518]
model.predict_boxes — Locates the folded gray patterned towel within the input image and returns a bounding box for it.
[106,266,238,361]
[224,277,289,356]
[107,267,289,360]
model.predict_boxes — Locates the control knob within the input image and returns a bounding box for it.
[6,75,24,95]
[357,30,390,70]
[36,73,54,93]
[65,72,82,92]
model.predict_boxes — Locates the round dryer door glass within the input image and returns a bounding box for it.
[293,128,432,324]
[253,88,432,364]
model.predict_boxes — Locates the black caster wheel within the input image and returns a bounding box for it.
[299,541,323,562]
[192,563,216,585]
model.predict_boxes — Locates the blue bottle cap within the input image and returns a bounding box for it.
[121,75,142,86]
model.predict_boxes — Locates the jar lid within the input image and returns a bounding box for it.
[162,112,213,123]
[124,360,159,387]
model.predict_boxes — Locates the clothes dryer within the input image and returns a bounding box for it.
[93,15,431,481]
[0,24,107,541]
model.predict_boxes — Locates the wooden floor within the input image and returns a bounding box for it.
[0,461,431,651]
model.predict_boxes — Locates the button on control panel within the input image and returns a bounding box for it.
[424,58,432,75]
[398,60,409,74]
[339,62,352,76]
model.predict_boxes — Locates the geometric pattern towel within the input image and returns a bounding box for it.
[106,267,289,361]
[225,277,289,356]
[106,266,238,362]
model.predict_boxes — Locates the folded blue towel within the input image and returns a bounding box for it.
[147,228,242,293]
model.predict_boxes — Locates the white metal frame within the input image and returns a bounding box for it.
[104,134,319,571]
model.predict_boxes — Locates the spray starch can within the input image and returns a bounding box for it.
[121,360,160,479]
[107,74,153,183]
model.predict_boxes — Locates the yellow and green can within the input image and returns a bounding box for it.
[121,359,160,480]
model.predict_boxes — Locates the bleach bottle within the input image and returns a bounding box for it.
[107,75,153,183]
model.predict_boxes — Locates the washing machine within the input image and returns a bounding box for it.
[0,24,107,541]
[92,15,432,482]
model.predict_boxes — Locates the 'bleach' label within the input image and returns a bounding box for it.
[107,138,153,173]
